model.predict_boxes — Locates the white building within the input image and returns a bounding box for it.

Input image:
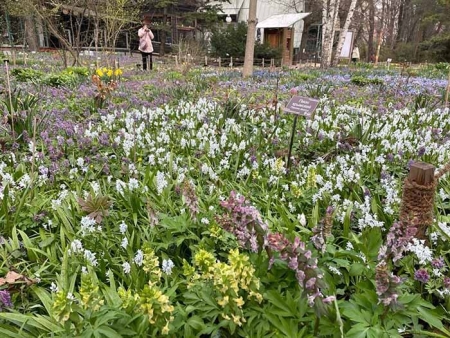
[212,0,310,64]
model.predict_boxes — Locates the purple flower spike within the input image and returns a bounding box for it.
[414,268,430,283]
[0,290,12,308]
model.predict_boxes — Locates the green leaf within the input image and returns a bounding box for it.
[343,203,353,238]
[187,315,205,331]
[417,306,444,329]
[264,290,294,316]
[0,325,34,338]
[342,306,370,324]
[346,323,370,338]
[31,287,54,316]
[349,263,366,276]
[38,236,55,248]
[98,326,123,338]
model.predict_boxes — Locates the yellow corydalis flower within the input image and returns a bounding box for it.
[218,296,229,307]
[234,296,245,308]
[307,167,317,189]
[95,68,104,77]
[114,68,123,76]
[291,183,303,197]
[274,158,285,173]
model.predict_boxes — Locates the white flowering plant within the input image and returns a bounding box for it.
[0,64,450,337]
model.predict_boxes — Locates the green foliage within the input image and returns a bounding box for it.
[210,22,281,59]
[350,76,384,86]
[11,67,89,87]
[43,72,78,87]
[419,33,450,63]
[0,89,45,144]
[11,68,44,82]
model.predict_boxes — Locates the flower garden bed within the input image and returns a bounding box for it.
[0,55,449,337]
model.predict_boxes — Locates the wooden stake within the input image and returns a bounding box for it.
[31,117,37,179]
[4,60,15,140]
[262,58,264,67]
[205,56,208,66]
[218,57,221,68]
[408,162,435,185]
[286,115,299,170]
[445,68,450,107]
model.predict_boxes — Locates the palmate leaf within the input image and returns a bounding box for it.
[77,194,111,223]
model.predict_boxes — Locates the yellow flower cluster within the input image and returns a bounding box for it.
[291,182,303,197]
[143,247,162,283]
[190,249,263,327]
[118,284,174,335]
[79,273,104,311]
[139,284,174,330]
[307,166,317,189]
[95,67,123,78]
[52,290,73,322]
[274,158,285,173]
[252,170,261,180]
[118,286,139,309]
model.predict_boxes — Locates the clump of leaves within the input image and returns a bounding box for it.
[77,194,112,223]
[350,75,384,86]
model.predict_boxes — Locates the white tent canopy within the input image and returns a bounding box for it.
[256,13,311,29]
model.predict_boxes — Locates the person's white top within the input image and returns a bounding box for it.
[138,26,154,53]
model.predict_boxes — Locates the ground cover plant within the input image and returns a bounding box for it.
[0,53,450,337]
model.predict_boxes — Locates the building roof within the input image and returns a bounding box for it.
[256,13,311,29]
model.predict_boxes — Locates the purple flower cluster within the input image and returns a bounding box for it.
[414,268,430,283]
[375,261,402,306]
[267,233,328,306]
[378,221,417,263]
[376,221,417,307]
[431,257,445,269]
[181,181,199,218]
[311,206,334,253]
[217,191,333,307]
[0,290,12,310]
[217,191,268,252]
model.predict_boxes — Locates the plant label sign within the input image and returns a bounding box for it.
[284,96,319,117]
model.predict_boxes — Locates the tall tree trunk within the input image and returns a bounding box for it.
[322,0,340,68]
[396,0,404,45]
[375,0,385,64]
[332,0,358,65]
[386,0,396,49]
[243,0,257,77]
[367,0,375,62]
[24,16,39,51]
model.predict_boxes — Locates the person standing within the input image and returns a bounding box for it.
[138,20,154,70]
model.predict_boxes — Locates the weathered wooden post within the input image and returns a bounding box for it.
[399,162,435,239]
[205,56,208,66]
[262,58,264,68]
[399,161,450,239]
[218,57,221,68]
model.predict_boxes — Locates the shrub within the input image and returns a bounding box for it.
[11,68,44,82]
[351,75,384,86]
[210,22,281,60]
[419,33,450,63]
[43,72,78,87]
